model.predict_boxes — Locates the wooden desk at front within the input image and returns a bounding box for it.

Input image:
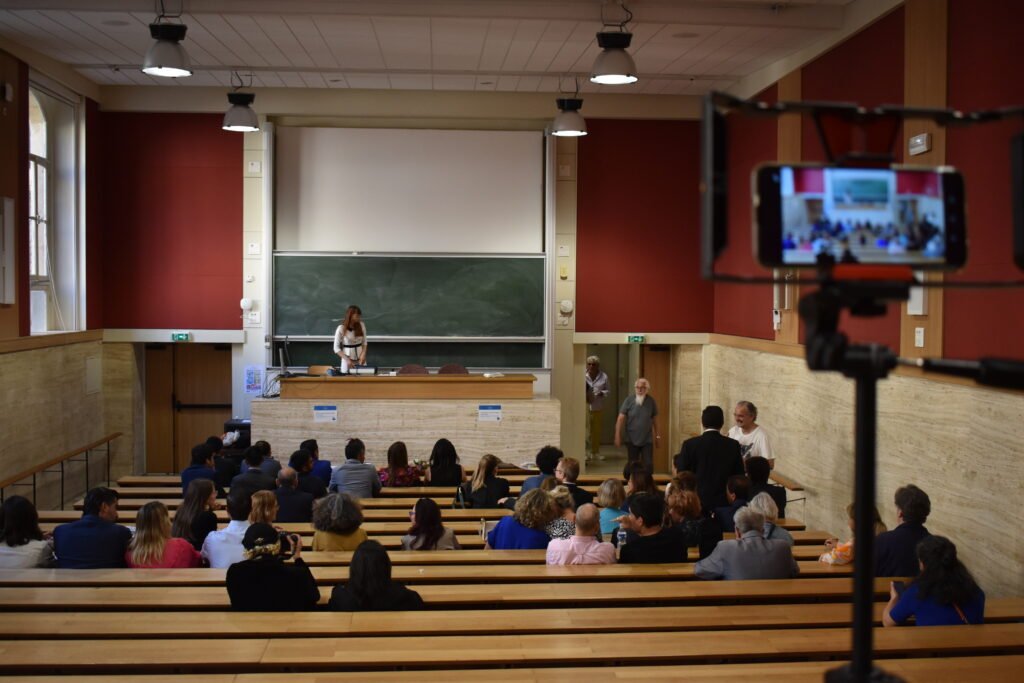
[279,374,537,400]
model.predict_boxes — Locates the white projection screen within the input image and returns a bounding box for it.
[275,127,545,253]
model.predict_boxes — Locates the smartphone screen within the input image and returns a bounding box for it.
[755,165,966,269]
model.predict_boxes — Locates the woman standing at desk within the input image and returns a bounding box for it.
[333,305,367,373]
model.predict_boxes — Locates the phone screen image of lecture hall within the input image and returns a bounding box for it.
[778,166,947,265]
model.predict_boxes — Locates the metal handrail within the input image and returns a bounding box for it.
[0,432,123,508]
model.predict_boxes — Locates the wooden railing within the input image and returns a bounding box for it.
[0,432,122,508]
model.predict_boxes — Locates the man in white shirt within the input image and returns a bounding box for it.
[546,504,615,565]
[201,490,251,569]
[585,356,610,462]
[728,400,775,468]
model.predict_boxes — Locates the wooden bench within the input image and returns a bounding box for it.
[59,506,515,522]
[0,600,1021,639]
[0,578,898,610]
[0,624,1019,673]
[118,472,675,488]
[0,561,855,588]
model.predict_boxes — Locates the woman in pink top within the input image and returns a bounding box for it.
[126,501,202,568]
[545,504,616,565]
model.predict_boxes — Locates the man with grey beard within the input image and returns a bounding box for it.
[614,377,660,471]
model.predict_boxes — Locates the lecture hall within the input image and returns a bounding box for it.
[0,0,1021,681]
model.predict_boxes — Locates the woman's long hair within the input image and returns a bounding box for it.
[407,498,445,550]
[429,438,459,470]
[0,496,44,547]
[914,535,981,606]
[129,502,172,566]
[348,540,392,608]
[341,305,363,336]
[625,462,658,496]
[470,454,499,492]
[172,479,215,544]
[248,491,279,525]
[386,442,410,480]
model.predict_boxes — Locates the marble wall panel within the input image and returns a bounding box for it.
[252,398,561,470]
[670,345,704,451]
[702,344,1024,598]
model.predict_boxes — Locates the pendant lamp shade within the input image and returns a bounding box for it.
[551,98,588,137]
[222,92,260,132]
[142,23,192,78]
[590,31,638,85]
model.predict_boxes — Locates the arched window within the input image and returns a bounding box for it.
[28,90,48,280]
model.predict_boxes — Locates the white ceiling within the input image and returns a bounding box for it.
[0,0,858,95]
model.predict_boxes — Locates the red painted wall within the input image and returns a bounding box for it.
[800,7,905,349]
[95,112,242,330]
[576,119,713,333]
[944,0,1024,360]
[712,85,778,340]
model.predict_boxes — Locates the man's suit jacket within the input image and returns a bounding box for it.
[274,486,315,523]
[53,515,132,569]
[675,430,745,513]
[750,482,787,518]
[297,471,328,499]
[230,470,276,503]
[564,482,594,509]
[693,531,800,580]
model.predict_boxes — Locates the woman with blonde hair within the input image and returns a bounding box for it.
[749,492,794,546]
[458,453,510,508]
[485,489,554,550]
[127,501,201,568]
[596,479,626,537]
[248,491,279,525]
[545,486,577,540]
[820,502,887,565]
[312,493,369,551]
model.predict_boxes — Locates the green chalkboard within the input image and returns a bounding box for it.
[273,255,545,338]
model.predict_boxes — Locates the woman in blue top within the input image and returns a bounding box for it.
[883,535,985,627]
[486,489,554,550]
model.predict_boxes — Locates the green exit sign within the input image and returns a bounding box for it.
[627,335,646,343]
[171,332,192,342]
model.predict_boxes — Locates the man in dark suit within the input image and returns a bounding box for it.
[230,446,276,502]
[289,449,328,499]
[745,455,787,518]
[555,456,593,509]
[875,484,931,577]
[274,467,315,523]
[180,443,225,497]
[674,405,745,514]
[53,487,132,568]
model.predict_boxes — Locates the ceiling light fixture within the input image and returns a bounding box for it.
[590,3,638,85]
[551,78,587,137]
[141,1,191,78]
[222,72,260,132]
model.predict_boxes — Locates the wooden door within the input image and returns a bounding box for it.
[641,345,672,474]
[173,344,233,472]
[144,345,174,473]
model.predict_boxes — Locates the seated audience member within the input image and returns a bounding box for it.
[379,441,423,487]
[202,489,252,569]
[249,491,279,525]
[180,444,223,497]
[694,507,799,580]
[288,449,328,499]
[554,456,593,508]
[301,438,333,486]
[126,501,201,568]
[329,540,424,611]
[546,504,615,565]
[401,498,461,550]
[546,486,577,540]
[521,446,563,493]
[665,472,697,496]
[664,488,719,560]
[745,455,787,518]
[312,493,368,551]
[329,438,381,499]
[458,453,510,508]
[749,492,793,546]
[241,440,282,479]
[486,489,554,550]
[172,479,220,552]
[713,475,751,533]
[0,496,54,568]
[208,435,238,490]
[274,467,314,523]
[425,438,465,487]
[53,487,131,569]
[230,446,277,502]
[819,502,887,566]
[596,479,626,537]
[875,484,932,577]
[226,524,320,611]
[624,462,659,510]
[674,405,744,513]
[883,535,985,627]
[618,493,686,564]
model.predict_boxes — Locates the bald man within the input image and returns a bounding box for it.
[545,504,616,565]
